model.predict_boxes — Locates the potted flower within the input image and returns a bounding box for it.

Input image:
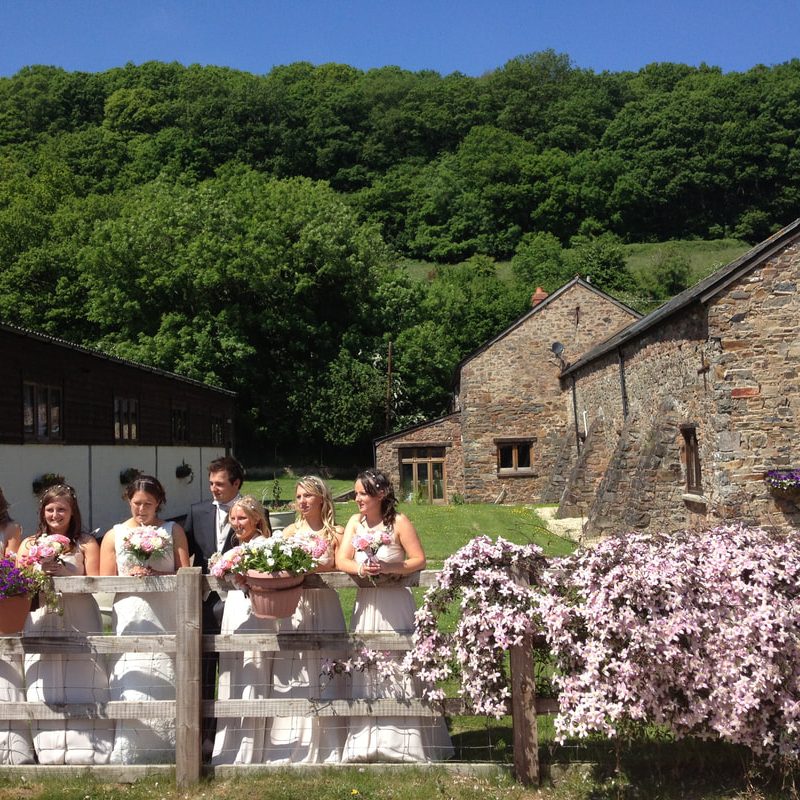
[175,460,194,483]
[0,555,50,634]
[764,469,800,501]
[31,472,66,496]
[214,536,317,619]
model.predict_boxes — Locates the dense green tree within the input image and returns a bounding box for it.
[565,232,637,294]
[3,54,800,451]
[73,168,397,445]
[511,231,573,293]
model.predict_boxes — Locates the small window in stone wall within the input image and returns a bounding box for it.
[680,424,702,493]
[496,440,534,475]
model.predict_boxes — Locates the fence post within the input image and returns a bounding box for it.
[509,568,539,786]
[175,566,202,788]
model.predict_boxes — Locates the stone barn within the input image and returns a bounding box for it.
[559,218,800,535]
[375,277,640,503]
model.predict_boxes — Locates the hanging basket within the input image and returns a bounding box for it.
[245,570,304,619]
[0,595,32,634]
[768,485,800,503]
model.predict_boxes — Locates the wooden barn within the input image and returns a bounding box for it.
[0,321,235,536]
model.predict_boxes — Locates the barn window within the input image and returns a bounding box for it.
[680,424,702,493]
[171,407,189,445]
[114,396,139,442]
[399,447,447,503]
[495,439,535,475]
[211,415,224,446]
[23,382,62,441]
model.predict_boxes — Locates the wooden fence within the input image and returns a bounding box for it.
[0,568,556,787]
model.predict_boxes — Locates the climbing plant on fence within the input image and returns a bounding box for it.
[539,524,800,761]
[406,536,546,717]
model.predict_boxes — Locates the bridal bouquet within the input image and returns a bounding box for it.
[21,533,71,567]
[209,545,246,578]
[121,526,169,565]
[353,527,393,566]
[293,531,331,561]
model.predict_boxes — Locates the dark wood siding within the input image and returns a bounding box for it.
[1,327,234,446]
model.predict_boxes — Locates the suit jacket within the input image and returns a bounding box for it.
[184,497,239,632]
[184,498,237,572]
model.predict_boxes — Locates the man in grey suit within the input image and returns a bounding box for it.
[183,454,244,756]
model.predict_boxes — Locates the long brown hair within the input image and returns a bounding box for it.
[356,468,398,527]
[37,484,83,542]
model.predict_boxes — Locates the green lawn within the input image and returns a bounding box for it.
[242,479,575,567]
[242,477,355,505]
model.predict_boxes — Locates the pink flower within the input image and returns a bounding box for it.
[23,533,72,566]
[122,527,168,565]
[209,546,244,578]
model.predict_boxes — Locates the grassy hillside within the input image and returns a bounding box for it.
[623,238,751,284]
[399,238,752,287]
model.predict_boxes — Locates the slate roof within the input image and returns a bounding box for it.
[0,320,235,396]
[561,217,800,377]
[373,412,460,446]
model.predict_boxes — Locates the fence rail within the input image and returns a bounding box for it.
[0,567,549,786]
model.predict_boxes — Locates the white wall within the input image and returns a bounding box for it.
[1,444,225,537]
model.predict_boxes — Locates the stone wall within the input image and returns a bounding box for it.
[460,282,639,503]
[564,238,800,535]
[374,414,464,502]
[705,240,800,529]
[557,415,611,518]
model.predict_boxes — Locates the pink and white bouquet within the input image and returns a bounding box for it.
[23,534,72,567]
[352,527,393,566]
[209,545,246,578]
[295,533,330,562]
[121,526,169,565]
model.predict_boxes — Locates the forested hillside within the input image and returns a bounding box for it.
[1,52,797,455]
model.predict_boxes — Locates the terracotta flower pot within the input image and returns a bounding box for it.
[0,594,32,634]
[244,570,304,619]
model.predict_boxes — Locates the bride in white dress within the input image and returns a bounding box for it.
[336,469,453,763]
[0,485,33,765]
[211,495,278,765]
[265,475,347,763]
[21,483,112,764]
[100,475,190,764]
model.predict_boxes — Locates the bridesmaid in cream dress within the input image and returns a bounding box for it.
[336,469,452,763]
[0,485,33,765]
[100,475,190,764]
[21,484,112,765]
[211,496,278,765]
[266,475,347,763]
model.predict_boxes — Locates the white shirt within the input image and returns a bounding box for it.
[213,495,240,551]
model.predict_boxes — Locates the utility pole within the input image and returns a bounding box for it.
[385,340,393,434]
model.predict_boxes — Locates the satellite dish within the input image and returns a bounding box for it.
[551,342,564,357]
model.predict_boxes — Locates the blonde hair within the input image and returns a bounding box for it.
[229,495,272,540]
[296,475,338,542]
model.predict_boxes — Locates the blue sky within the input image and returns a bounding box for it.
[1,0,798,78]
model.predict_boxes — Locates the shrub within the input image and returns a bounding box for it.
[539,524,800,760]
[405,535,545,716]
